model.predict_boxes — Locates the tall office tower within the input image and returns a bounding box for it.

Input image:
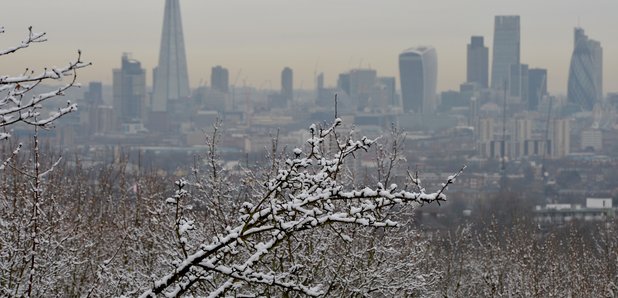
[82,82,104,135]
[152,0,190,113]
[211,66,229,93]
[349,69,377,110]
[349,69,377,97]
[337,73,351,95]
[551,118,570,158]
[315,72,330,106]
[399,46,438,114]
[467,36,489,88]
[528,68,547,110]
[281,67,293,103]
[491,15,520,90]
[574,28,603,100]
[317,72,324,91]
[113,54,146,128]
[567,27,603,111]
[84,82,103,104]
[509,63,528,102]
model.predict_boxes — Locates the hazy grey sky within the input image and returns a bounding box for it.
[2,0,617,94]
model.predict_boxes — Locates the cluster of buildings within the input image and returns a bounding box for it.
[535,198,614,224]
[17,0,613,226]
[452,16,607,162]
[38,1,617,210]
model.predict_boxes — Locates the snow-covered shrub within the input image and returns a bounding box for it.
[0,26,89,297]
[138,119,463,297]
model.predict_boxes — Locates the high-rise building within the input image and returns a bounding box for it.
[211,66,229,93]
[349,69,377,98]
[317,72,324,92]
[528,68,547,110]
[349,69,377,110]
[567,27,603,111]
[574,28,603,100]
[509,63,528,102]
[81,82,104,135]
[337,73,351,95]
[551,118,570,158]
[281,67,293,103]
[113,54,146,129]
[84,82,103,104]
[491,15,520,90]
[399,46,438,114]
[152,0,190,113]
[467,36,489,88]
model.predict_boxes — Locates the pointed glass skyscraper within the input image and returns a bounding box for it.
[152,0,190,113]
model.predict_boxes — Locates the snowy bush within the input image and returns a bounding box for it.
[136,119,462,297]
[0,26,89,297]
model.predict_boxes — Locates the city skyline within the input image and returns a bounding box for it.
[2,0,617,94]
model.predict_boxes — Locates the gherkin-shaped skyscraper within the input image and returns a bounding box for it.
[152,0,190,113]
[567,27,602,111]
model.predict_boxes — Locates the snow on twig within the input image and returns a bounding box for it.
[139,119,460,297]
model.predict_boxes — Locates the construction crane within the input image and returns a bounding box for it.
[500,80,508,191]
[541,90,553,199]
[231,68,242,110]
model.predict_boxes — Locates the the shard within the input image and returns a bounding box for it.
[152,0,190,113]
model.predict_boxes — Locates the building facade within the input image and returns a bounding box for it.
[552,118,570,158]
[467,36,489,88]
[152,0,191,113]
[528,68,547,111]
[491,15,520,90]
[567,27,603,111]
[508,63,529,104]
[211,66,229,93]
[399,46,438,114]
[113,54,146,131]
[281,67,293,103]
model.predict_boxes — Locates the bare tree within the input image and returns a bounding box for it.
[138,119,463,297]
[0,25,89,297]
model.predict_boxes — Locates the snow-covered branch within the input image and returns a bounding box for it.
[139,119,459,297]
[0,26,47,56]
[0,26,90,134]
[0,25,91,297]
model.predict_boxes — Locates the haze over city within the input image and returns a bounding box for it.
[4,0,618,296]
[2,0,617,94]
